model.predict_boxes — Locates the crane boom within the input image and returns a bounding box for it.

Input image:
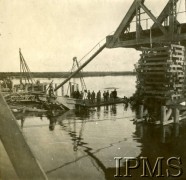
[54,43,106,91]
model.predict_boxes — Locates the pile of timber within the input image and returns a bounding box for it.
[136,44,185,101]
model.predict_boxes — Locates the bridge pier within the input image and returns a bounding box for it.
[133,44,186,125]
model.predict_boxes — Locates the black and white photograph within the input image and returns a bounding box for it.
[0,0,186,179]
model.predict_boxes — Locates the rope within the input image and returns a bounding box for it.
[78,30,115,65]
[58,30,115,80]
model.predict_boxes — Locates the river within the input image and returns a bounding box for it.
[14,76,186,180]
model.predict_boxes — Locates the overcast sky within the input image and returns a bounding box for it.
[0,0,184,72]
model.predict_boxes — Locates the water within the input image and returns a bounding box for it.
[14,76,186,180]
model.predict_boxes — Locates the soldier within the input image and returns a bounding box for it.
[103,91,106,102]
[80,91,84,99]
[91,91,95,103]
[76,90,80,99]
[110,91,113,102]
[113,89,117,101]
[106,90,109,101]
[97,90,101,103]
[87,90,91,102]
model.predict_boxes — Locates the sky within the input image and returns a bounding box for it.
[0,0,185,72]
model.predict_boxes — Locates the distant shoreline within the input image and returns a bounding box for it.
[0,71,136,79]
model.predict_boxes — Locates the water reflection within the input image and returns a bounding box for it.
[123,122,186,179]
[57,109,186,179]
[134,123,181,144]
[97,106,101,119]
[110,105,117,115]
[48,116,57,131]
[14,112,45,128]
[59,112,87,152]
[103,122,186,179]
[123,102,129,111]
[102,106,109,123]
[14,103,186,180]
[48,105,135,179]
[14,111,57,131]
[46,109,58,131]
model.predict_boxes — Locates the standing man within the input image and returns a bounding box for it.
[87,90,91,102]
[106,90,109,102]
[103,91,106,102]
[80,91,84,99]
[91,91,95,103]
[97,90,101,103]
[113,89,117,101]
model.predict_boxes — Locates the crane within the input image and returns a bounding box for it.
[54,0,186,123]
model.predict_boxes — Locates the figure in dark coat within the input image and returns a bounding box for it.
[97,90,101,103]
[87,90,91,102]
[91,91,95,103]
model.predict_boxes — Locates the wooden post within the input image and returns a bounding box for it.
[174,124,179,137]
[143,108,148,116]
[139,105,144,119]
[137,123,144,138]
[69,82,72,97]
[161,106,166,124]
[161,126,166,143]
[173,108,179,123]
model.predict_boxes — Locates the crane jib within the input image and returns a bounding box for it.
[54,43,106,91]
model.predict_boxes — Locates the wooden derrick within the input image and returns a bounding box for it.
[136,44,185,104]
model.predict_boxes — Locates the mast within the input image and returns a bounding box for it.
[19,49,35,84]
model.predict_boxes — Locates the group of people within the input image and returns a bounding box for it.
[0,77,13,91]
[87,89,118,104]
[69,88,118,104]
[87,90,101,103]
[103,89,117,102]
[71,90,84,99]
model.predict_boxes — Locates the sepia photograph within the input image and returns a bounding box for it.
[0,0,186,179]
